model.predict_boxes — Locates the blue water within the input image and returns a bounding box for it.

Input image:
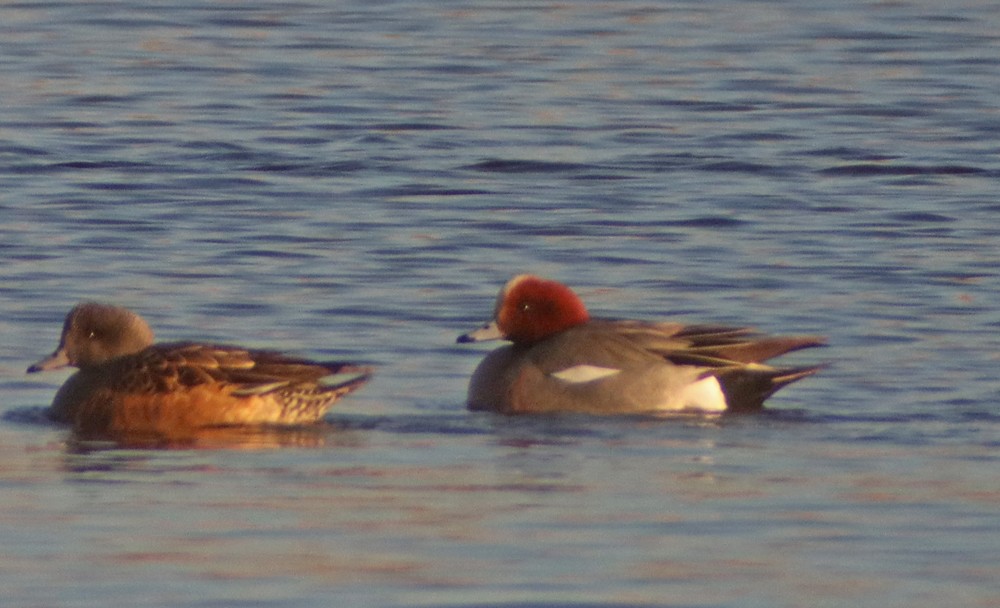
[1,1,998,606]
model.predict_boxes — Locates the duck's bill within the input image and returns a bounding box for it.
[27,348,70,373]
[457,321,504,343]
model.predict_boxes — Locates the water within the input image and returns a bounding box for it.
[1,1,998,606]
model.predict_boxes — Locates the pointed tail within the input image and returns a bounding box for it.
[715,364,824,412]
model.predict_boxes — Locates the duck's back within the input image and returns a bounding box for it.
[466,323,823,415]
[50,342,371,437]
[467,325,709,414]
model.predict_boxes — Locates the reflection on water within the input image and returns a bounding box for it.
[2,405,997,605]
[62,421,363,453]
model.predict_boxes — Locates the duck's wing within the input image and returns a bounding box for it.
[117,342,372,395]
[599,319,825,366]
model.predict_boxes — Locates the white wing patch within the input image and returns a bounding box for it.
[674,376,727,412]
[550,365,622,384]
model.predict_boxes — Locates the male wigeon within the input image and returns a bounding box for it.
[27,302,372,438]
[457,275,824,414]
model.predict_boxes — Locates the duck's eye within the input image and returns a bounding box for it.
[87,330,97,340]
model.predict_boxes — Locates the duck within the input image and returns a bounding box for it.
[27,302,372,439]
[457,274,824,414]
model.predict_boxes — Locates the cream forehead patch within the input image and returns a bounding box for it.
[550,365,621,384]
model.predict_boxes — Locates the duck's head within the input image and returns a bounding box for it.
[27,302,155,372]
[458,274,590,345]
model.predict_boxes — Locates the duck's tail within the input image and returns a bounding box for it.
[714,363,825,412]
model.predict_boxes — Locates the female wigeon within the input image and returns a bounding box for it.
[28,302,372,438]
[458,275,824,414]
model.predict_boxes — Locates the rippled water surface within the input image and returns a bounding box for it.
[1,1,998,606]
